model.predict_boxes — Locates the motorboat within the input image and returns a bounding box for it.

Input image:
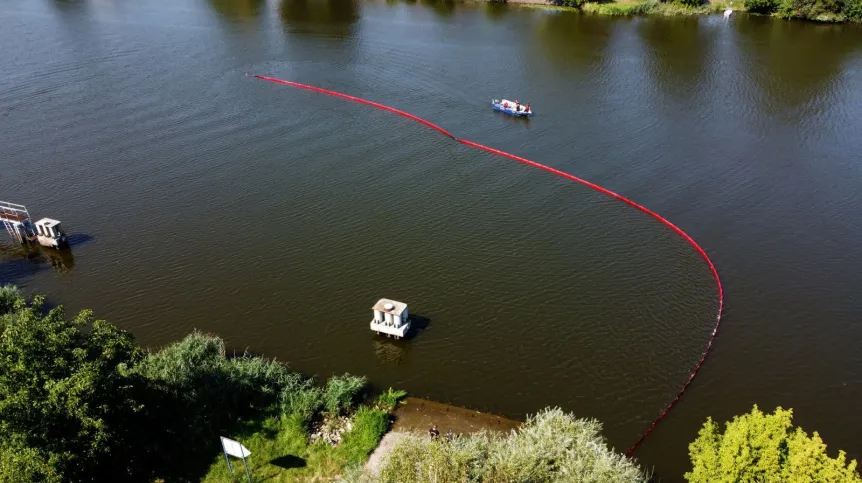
[492,99,533,117]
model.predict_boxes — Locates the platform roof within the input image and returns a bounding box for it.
[372,298,407,316]
[35,218,61,226]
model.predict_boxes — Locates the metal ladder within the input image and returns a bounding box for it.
[0,201,31,244]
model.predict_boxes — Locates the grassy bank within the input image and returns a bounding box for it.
[0,285,400,482]
[202,406,392,482]
[514,0,861,22]
[581,0,733,16]
[514,0,737,17]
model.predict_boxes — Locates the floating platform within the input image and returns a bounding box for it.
[1,201,68,248]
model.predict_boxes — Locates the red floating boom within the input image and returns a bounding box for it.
[254,74,724,455]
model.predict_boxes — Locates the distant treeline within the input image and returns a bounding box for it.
[554,0,861,22]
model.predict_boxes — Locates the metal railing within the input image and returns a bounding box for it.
[0,201,31,244]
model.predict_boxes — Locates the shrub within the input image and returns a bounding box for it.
[377,387,408,410]
[136,331,299,414]
[777,0,846,18]
[324,373,368,415]
[745,0,779,13]
[845,0,862,19]
[686,405,862,482]
[555,0,586,8]
[677,0,703,8]
[0,446,63,483]
[0,284,22,315]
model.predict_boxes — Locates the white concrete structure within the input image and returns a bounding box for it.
[34,218,68,248]
[370,298,410,339]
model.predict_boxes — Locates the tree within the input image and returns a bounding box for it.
[686,405,862,483]
[0,295,146,481]
[744,0,779,13]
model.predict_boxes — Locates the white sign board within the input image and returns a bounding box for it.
[220,437,251,458]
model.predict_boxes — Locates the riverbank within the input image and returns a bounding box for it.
[511,0,735,16]
[0,285,649,481]
[489,0,861,22]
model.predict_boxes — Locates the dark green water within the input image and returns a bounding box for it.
[2,0,862,479]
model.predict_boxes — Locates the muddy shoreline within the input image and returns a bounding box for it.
[392,397,521,435]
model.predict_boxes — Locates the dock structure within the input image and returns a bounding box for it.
[370,298,411,339]
[0,201,68,248]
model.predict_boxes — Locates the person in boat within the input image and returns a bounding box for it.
[525,103,530,113]
[502,101,508,108]
[515,100,520,111]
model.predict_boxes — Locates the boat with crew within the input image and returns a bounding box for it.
[492,99,533,117]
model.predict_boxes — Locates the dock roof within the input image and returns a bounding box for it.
[372,298,407,316]
[35,218,61,226]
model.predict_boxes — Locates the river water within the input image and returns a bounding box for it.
[2,0,862,479]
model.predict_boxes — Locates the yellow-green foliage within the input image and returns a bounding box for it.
[686,405,862,482]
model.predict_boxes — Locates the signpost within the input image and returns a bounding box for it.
[220,436,252,482]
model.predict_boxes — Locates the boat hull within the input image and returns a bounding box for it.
[492,99,534,117]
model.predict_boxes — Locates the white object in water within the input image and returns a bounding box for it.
[724,8,733,17]
[34,218,68,248]
[371,298,411,339]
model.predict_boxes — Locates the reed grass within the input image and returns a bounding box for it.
[376,387,408,410]
[324,374,368,415]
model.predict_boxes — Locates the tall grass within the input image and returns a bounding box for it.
[349,408,649,483]
[324,373,368,415]
[336,407,391,464]
[280,378,324,425]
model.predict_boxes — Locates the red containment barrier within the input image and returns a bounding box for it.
[254,74,724,455]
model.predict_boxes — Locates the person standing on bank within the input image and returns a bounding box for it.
[429,424,440,441]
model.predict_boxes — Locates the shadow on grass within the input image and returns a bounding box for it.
[269,454,307,469]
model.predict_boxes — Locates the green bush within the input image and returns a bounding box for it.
[744,0,779,13]
[0,284,22,315]
[324,373,368,415]
[555,0,586,8]
[777,0,845,18]
[136,331,299,415]
[0,445,63,483]
[845,0,862,19]
[677,0,703,8]
[686,405,862,482]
